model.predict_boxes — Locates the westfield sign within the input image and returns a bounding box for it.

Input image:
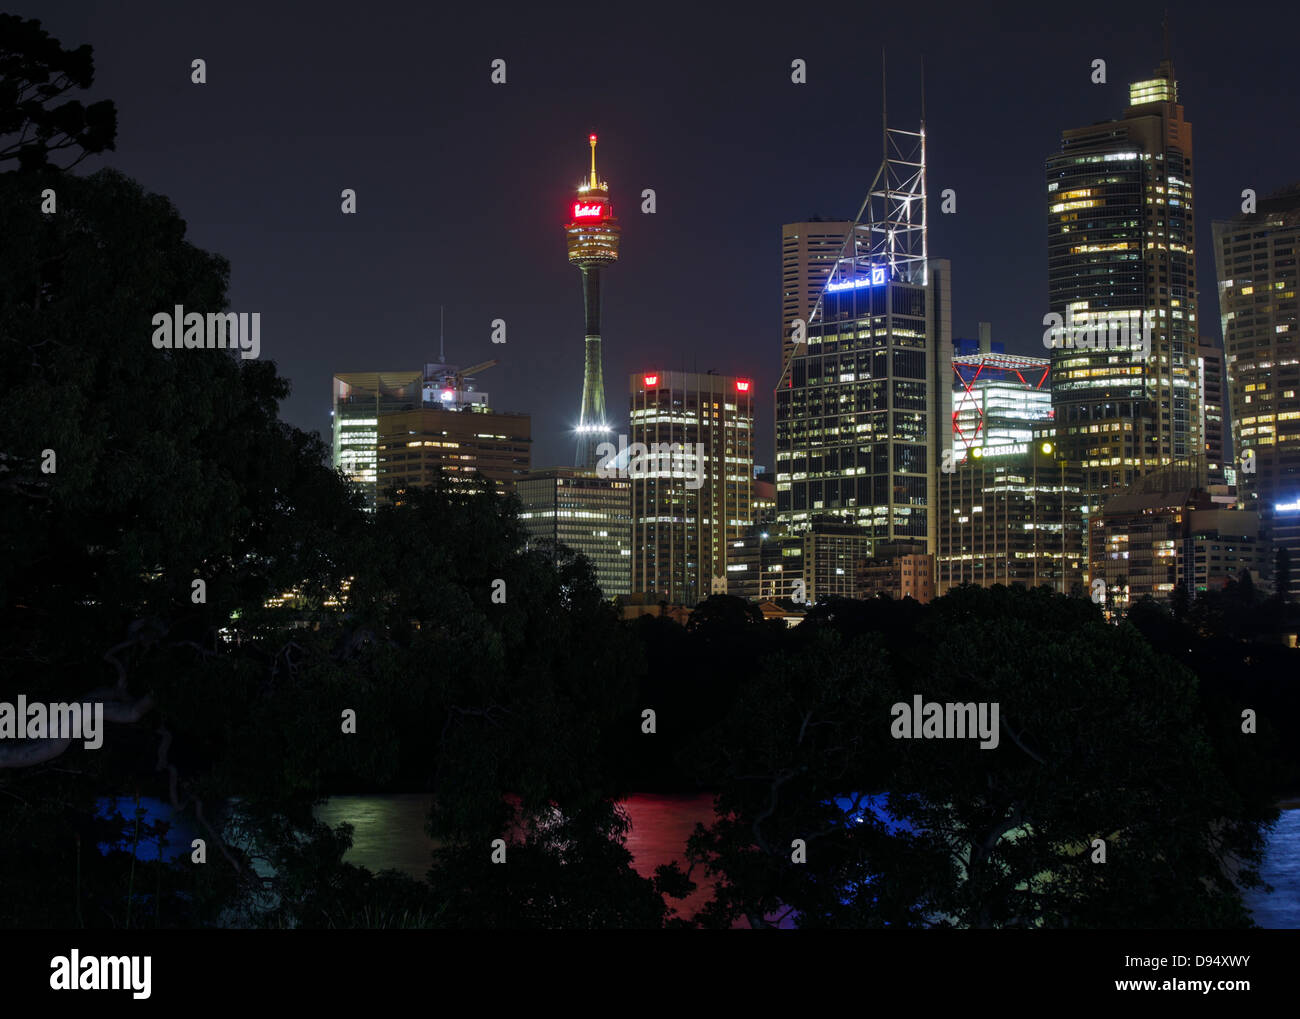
[572,202,604,218]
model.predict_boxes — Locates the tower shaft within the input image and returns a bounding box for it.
[576,267,607,467]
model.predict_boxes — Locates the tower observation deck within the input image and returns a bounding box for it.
[566,133,621,467]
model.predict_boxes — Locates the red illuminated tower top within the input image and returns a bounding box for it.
[566,133,621,265]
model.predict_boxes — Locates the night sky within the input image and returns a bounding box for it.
[17,0,1300,469]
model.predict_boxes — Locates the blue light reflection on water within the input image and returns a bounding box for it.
[95,796,196,861]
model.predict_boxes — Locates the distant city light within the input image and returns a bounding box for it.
[1276,500,1300,514]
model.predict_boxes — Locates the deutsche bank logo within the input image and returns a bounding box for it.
[826,265,886,293]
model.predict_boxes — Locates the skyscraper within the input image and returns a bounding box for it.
[1214,183,1300,596]
[566,134,622,468]
[776,112,951,552]
[628,370,754,605]
[1046,58,1201,504]
[781,219,853,367]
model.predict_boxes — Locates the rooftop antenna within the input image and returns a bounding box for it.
[881,48,888,192]
[920,54,926,128]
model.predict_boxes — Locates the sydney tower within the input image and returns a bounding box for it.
[565,133,621,468]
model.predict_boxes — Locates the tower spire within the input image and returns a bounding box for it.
[589,133,598,190]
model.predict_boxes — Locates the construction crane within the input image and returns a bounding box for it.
[453,359,497,391]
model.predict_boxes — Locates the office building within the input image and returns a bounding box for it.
[628,370,755,604]
[781,219,854,366]
[1089,463,1263,615]
[776,114,951,552]
[951,348,1053,461]
[937,439,1086,595]
[517,467,632,597]
[1046,58,1201,503]
[1213,183,1300,597]
[376,406,531,501]
[332,370,423,511]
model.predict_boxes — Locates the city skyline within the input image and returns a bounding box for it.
[4,3,1299,949]
[14,2,1299,469]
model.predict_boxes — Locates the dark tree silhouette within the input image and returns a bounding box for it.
[0,15,116,171]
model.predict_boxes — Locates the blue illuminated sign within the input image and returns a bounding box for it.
[826,265,886,292]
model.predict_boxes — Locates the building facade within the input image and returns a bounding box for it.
[1198,339,1228,486]
[1213,183,1300,598]
[936,439,1086,595]
[776,259,953,547]
[1090,467,1263,615]
[951,350,1053,461]
[781,219,853,368]
[857,540,935,604]
[729,521,871,603]
[332,370,423,510]
[628,370,754,605]
[376,407,531,501]
[516,467,632,597]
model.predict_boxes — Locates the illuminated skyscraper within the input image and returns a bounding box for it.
[775,110,951,551]
[565,134,622,468]
[629,371,755,605]
[1214,183,1300,596]
[1046,58,1201,504]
